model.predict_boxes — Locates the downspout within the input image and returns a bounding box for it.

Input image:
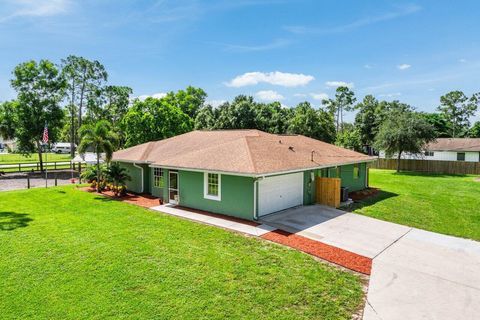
[253,178,258,220]
[133,163,144,193]
[253,176,265,221]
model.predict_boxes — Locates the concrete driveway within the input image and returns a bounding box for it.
[260,205,410,258]
[260,205,480,320]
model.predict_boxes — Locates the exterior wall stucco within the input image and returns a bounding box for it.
[118,162,145,193]
[120,160,369,218]
[339,163,367,192]
[303,163,367,204]
[178,170,255,220]
[303,169,319,205]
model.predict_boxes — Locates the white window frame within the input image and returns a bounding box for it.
[153,167,164,188]
[353,164,360,180]
[204,172,221,201]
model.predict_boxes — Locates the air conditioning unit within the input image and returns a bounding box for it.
[340,187,349,202]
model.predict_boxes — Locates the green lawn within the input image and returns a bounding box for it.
[0,153,71,164]
[0,186,364,320]
[353,169,480,240]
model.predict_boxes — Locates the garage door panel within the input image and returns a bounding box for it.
[258,173,303,216]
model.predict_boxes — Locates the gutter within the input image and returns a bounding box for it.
[133,163,144,193]
[149,158,375,179]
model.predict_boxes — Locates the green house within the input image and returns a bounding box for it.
[112,130,374,221]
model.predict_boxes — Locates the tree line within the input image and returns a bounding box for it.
[0,56,479,173]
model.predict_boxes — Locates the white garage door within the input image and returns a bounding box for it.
[258,172,304,217]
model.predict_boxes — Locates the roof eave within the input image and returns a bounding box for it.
[148,158,375,178]
[113,159,152,164]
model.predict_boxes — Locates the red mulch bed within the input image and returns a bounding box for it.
[261,230,372,275]
[80,187,161,208]
[176,206,260,226]
[349,188,379,201]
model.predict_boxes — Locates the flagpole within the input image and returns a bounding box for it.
[45,145,48,188]
[43,121,49,188]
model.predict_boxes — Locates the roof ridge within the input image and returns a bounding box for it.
[243,137,257,173]
[139,141,155,160]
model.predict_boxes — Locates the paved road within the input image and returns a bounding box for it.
[261,205,480,320]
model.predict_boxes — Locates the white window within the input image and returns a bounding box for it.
[204,172,221,201]
[353,164,360,179]
[153,168,164,188]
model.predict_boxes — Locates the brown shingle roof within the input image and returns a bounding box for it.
[426,138,480,152]
[113,130,374,175]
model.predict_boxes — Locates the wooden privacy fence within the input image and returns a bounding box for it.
[316,177,341,208]
[371,158,480,175]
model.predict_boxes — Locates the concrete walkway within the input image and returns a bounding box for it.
[260,205,480,320]
[150,204,276,236]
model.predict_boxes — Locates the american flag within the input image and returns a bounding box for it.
[42,123,49,144]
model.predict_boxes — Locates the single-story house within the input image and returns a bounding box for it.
[112,130,374,220]
[379,138,480,162]
[0,136,16,152]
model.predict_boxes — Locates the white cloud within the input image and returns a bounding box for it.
[397,64,411,70]
[1,0,72,21]
[310,93,329,101]
[137,92,167,101]
[284,4,421,35]
[293,93,307,98]
[459,58,467,63]
[226,71,315,87]
[378,92,402,98]
[206,99,227,108]
[255,90,284,101]
[325,81,354,88]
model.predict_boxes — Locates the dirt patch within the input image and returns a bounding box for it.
[81,187,161,208]
[349,188,379,201]
[261,229,372,275]
[474,177,480,182]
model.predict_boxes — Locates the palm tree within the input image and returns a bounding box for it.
[78,120,117,192]
[105,163,131,196]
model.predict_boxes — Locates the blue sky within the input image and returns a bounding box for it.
[0,0,479,122]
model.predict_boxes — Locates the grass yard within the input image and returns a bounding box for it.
[0,153,71,164]
[0,186,364,320]
[353,169,480,241]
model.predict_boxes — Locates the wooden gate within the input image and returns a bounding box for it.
[315,177,341,208]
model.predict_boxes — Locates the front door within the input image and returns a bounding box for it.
[169,171,179,204]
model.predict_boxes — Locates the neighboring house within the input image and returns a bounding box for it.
[113,130,374,220]
[379,138,480,162]
[0,136,16,152]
